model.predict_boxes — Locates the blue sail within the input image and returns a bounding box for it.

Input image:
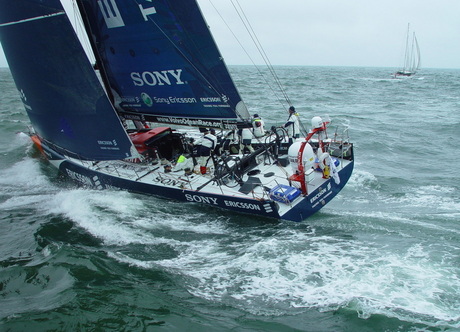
[79,0,250,128]
[0,0,134,160]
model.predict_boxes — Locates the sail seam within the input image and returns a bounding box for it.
[0,11,66,27]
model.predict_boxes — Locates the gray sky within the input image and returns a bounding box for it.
[0,0,459,69]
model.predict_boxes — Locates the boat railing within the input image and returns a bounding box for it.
[325,127,353,165]
[98,161,159,180]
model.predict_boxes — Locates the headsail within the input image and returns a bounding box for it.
[0,0,134,160]
[411,34,421,73]
[78,0,250,128]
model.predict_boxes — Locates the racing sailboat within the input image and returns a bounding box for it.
[0,0,354,222]
[393,24,421,78]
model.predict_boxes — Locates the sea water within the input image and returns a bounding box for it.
[0,66,459,331]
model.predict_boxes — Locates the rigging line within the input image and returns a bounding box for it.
[230,2,310,134]
[229,1,278,83]
[206,0,286,110]
[230,0,308,135]
[229,0,283,96]
[227,2,309,138]
[212,0,307,136]
[232,1,290,105]
[230,0,292,106]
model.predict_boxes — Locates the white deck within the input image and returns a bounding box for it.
[69,150,351,216]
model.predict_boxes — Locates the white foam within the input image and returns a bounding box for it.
[42,189,165,246]
[3,144,458,329]
[0,158,51,189]
[132,205,229,235]
[138,230,460,328]
[382,184,460,216]
[0,132,30,154]
[40,188,229,249]
[0,194,56,211]
[347,168,379,190]
[0,158,58,211]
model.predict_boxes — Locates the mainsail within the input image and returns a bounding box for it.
[0,0,134,160]
[78,0,250,128]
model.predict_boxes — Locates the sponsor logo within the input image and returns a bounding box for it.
[131,69,185,87]
[200,95,230,108]
[121,96,141,104]
[123,114,145,121]
[66,169,94,187]
[156,117,238,130]
[97,140,117,146]
[153,176,183,187]
[65,170,106,190]
[141,92,153,107]
[262,202,273,213]
[185,194,218,205]
[310,183,333,208]
[200,97,222,103]
[310,183,332,204]
[224,200,261,211]
[184,194,262,211]
[92,176,104,190]
[152,96,197,105]
[310,188,327,204]
[97,140,120,151]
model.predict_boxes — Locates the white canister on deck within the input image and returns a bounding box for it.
[288,141,316,173]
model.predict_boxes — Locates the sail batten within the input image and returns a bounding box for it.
[0,11,65,27]
[79,0,250,125]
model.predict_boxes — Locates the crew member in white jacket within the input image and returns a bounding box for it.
[195,128,217,174]
[284,106,300,143]
[252,114,265,138]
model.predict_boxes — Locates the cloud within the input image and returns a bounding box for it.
[199,0,460,68]
[0,0,459,69]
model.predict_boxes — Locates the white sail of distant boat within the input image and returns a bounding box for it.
[393,24,421,78]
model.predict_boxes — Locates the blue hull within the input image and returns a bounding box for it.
[43,143,354,222]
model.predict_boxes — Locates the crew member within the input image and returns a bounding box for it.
[284,106,300,144]
[239,128,255,154]
[195,128,217,174]
[252,114,265,138]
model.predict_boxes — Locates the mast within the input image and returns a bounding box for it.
[403,23,410,72]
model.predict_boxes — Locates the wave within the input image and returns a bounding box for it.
[36,181,458,329]
[102,223,460,329]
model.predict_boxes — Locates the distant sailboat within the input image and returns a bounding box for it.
[393,24,421,78]
[0,0,354,222]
